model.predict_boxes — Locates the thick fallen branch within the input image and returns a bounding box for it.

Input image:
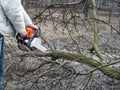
[17,51,120,80]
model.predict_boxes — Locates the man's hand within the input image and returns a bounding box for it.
[20,32,27,38]
[20,24,38,38]
[27,24,38,30]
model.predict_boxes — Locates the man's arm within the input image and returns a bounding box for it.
[20,5,38,29]
[20,5,33,27]
[1,0,32,35]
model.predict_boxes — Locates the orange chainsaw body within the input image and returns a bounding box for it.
[25,27,35,38]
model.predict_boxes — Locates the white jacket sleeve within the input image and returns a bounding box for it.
[1,0,32,34]
[21,5,33,26]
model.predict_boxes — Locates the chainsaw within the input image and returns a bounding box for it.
[16,27,47,52]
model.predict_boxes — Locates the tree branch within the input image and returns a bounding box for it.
[17,51,120,80]
[91,0,107,64]
[33,0,85,20]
